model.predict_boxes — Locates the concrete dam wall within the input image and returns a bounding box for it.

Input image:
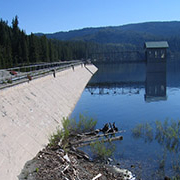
[0,64,97,180]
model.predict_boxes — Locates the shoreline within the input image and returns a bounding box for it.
[18,145,135,180]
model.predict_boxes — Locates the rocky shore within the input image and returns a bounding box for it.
[18,145,135,180]
[18,120,136,180]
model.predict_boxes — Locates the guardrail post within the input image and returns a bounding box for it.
[0,60,84,87]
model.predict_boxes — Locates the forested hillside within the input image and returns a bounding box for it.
[38,21,180,53]
[1,17,180,69]
[0,16,87,69]
[0,17,137,69]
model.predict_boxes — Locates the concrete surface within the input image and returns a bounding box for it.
[0,64,97,180]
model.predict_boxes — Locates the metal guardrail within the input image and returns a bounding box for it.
[0,60,85,87]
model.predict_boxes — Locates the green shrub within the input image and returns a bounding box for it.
[132,122,153,142]
[131,124,144,137]
[48,127,64,147]
[35,168,39,173]
[7,79,12,84]
[132,119,180,151]
[68,114,97,134]
[2,80,7,84]
[48,115,97,149]
[155,119,180,152]
[90,140,116,160]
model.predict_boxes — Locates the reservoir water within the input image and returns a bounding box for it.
[71,60,180,180]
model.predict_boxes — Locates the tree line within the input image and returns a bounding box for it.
[0,16,87,69]
[0,16,137,69]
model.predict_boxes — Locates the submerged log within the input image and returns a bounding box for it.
[69,130,125,147]
[76,135,123,148]
[54,123,124,161]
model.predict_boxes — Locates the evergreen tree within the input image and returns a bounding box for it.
[11,15,20,66]
[28,33,38,63]
[40,35,49,62]
[0,46,5,68]
[49,40,54,62]
[20,30,29,64]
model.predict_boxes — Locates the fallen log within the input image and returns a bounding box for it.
[70,130,125,147]
[76,135,123,148]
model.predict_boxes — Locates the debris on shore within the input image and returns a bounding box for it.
[19,145,135,180]
[19,119,135,180]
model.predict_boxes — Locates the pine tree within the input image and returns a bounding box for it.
[5,45,13,68]
[21,30,29,64]
[12,15,20,66]
[0,46,5,68]
[28,33,38,63]
[49,40,54,62]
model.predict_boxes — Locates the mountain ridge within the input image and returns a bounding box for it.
[35,21,180,52]
[36,21,180,40]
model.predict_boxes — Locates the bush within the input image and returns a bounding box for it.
[48,115,97,149]
[48,126,64,147]
[7,79,12,84]
[132,122,153,142]
[68,114,97,134]
[90,140,116,160]
[132,119,180,152]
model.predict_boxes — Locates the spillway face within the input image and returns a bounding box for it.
[0,64,97,180]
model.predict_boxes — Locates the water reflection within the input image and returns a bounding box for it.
[87,63,146,96]
[71,59,180,180]
[88,62,167,103]
[145,62,167,102]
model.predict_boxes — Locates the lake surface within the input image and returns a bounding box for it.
[71,60,180,180]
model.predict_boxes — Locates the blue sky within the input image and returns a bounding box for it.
[0,0,180,34]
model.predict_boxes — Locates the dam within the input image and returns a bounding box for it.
[0,64,97,180]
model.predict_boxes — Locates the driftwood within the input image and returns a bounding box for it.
[55,123,124,162]
[66,128,124,162]
[76,135,123,148]
[32,124,125,180]
[92,173,102,180]
[69,147,90,160]
[70,130,125,147]
[61,165,69,174]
